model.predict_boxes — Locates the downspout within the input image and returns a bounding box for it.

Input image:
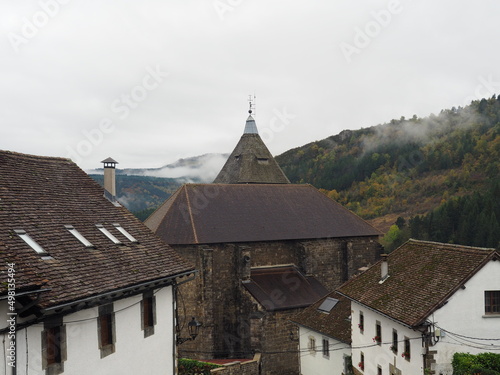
[172,285,178,375]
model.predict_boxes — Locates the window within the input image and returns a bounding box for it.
[378,365,382,375]
[42,318,66,375]
[322,338,330,358]
[359,311,364,332]
[485,291,500,315]
[15,229,47,254]
[96,224,121,244]
[343,355,352,375]
[141,291,156,337]
[113,223,138,243]
[403,337,411,360]
[308,336,316,354]
[392,329,398,353]
[65,225,94,247]
[98,304,115,358]
[358,352,365,372]
[317,297,339,313]
[375,321,382,345]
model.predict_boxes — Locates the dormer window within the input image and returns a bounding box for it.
[96,224,121,244]
[65,225,94,248]
[113,224,138,243]
[14,229,47,254]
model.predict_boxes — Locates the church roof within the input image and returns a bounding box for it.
[213,112,290,184]
[145,183,381,245]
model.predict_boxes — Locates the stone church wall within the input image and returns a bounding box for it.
[172,236,381,373]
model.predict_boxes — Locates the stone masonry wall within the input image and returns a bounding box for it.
[210,353,261,375]
[173,236,381,371]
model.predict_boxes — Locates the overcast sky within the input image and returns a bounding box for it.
[1,1,500,171]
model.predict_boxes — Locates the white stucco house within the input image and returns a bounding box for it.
[0,151,195,375]
[338,239,500,375]
[291,291,352,375]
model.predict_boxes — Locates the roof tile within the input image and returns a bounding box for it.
[0,150,194,309]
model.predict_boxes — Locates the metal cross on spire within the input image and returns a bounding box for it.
[248,94,256,116]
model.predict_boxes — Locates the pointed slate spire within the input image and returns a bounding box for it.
[213,108,290,184]
[244,110,258,134]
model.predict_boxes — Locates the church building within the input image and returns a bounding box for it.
[145,109,382,374]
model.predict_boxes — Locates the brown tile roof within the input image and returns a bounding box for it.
[213,133,290,184]
[0,150,194,309]
[243,265,328,311]
[337,239,499,327]
[145,183,381,244]
[291,291,351,344]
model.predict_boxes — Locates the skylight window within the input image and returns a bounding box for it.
[96,224,121,244]
[14,229,47,254]
[317,297,339,314]
[65,225,94,247]
[113,224,138,243]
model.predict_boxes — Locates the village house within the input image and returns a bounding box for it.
[291,291,352,375]
[145,110,382,374]
[337,239,500,375]
[0,151,195,375]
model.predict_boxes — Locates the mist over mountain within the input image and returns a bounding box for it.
[89,153,228,215]
[276,95,500,248]
[89,96,499,249]
[89,153,228,181]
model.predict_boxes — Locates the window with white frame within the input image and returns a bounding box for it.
[308,336,316,354]
[485,291,500,315]
[322,337,329,358]
[403,337,411,360]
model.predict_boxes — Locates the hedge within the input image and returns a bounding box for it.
[452,353,500,375]
[178,358,221,375]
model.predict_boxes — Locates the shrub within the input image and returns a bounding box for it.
[178,358,221,375]
[452,352,500,375]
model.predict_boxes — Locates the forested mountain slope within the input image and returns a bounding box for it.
[276,96,500,249]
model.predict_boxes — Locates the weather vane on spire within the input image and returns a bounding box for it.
[248,94,256,115]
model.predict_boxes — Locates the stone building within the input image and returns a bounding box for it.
[145,110,382,374]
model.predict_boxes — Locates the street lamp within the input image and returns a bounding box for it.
[177,317,202,345]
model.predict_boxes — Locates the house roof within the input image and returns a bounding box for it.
[145,183,381,245]
[0,150,194,311]
[337,239,499,327]
[291,291,351,344]
[243,265,328,311]
[213,114,290,184]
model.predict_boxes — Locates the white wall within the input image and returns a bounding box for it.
[429,259,500,375]
[298,325,350,375]
[1,286,175,375]
[351,302,423,375]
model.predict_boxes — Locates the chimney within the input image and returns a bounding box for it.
[379,253,389,283]
[101,157,118,200]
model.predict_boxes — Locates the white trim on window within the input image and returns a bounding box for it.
[113,223,138,242]
[14,229,47,254]
[65,225,94,247]
[96,224,121,244]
